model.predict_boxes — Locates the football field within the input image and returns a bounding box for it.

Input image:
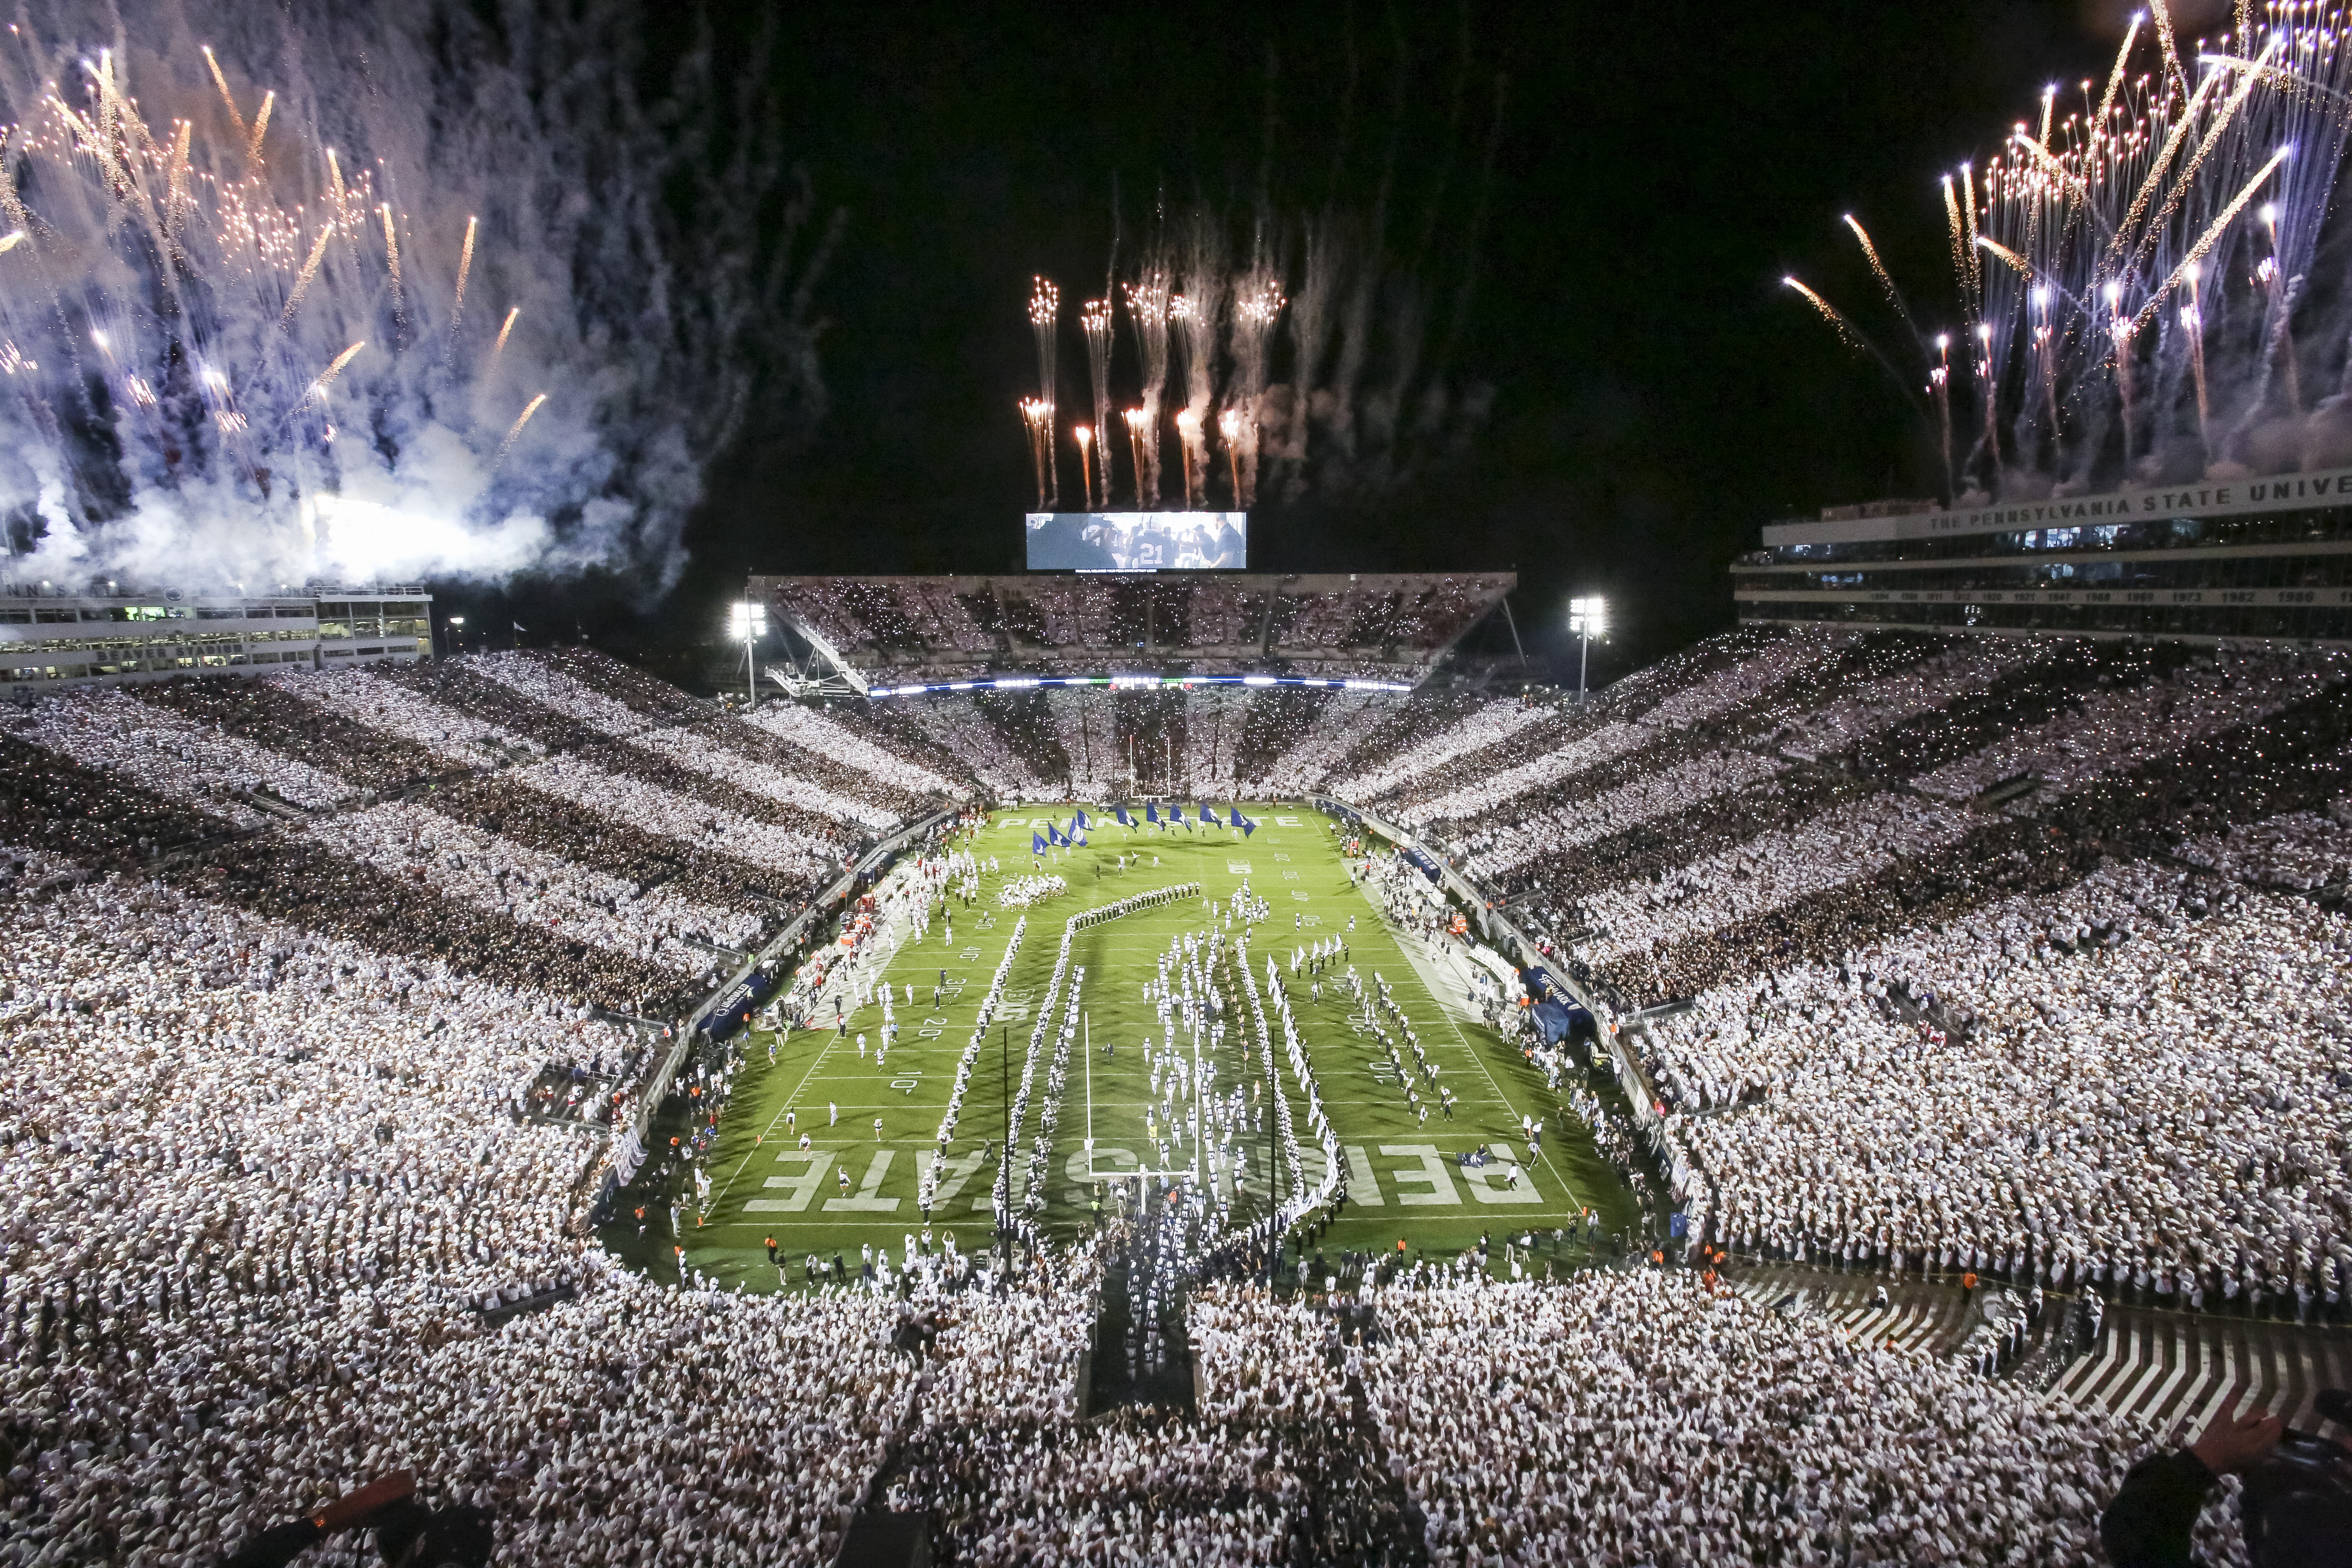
[674,803,1639,1290]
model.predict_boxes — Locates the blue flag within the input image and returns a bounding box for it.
[1074,808,1091,831]
[1238,813,1255,837]
[1167,803,1185,826]
[1047,820,1066,847]
[1198,804,1223,827]
[1030,831,1046,855]
[1145,800,1159,825]
[1114,804,1134,828]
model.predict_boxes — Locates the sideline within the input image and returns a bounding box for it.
[1371,878,1586,1214]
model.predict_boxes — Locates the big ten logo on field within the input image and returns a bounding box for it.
[1227,862,1251,874]
[975,911,997,929]
[996,986,1037,1024]
[1282,870,1300,880]
[1298,914,1322,927]
[1291,891,1311,901]
[959,947,981,962]
[1273,853,1291,862]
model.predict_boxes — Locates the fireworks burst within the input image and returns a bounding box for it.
[1792,1,2352,500]
[1080,298,1115,508]
[0,2,830,589]
[1028,277,1059,504]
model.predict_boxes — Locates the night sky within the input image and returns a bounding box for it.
[476,0,2156,686]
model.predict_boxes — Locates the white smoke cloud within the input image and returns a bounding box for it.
[0,0,829,592]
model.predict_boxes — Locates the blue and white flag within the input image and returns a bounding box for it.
[1114,804,1135,828]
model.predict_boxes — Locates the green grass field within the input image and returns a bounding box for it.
[660,804,1638,1290]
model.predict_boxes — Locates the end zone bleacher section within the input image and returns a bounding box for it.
[752,571,1516,687]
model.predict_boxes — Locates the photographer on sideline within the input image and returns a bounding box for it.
[2103,1395,2352,1568]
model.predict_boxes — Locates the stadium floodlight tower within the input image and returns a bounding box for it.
[729,600,767,708]
[1568,596,1608,706]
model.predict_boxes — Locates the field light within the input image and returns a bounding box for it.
[730,601,766,707]
[1569,596,1608,704]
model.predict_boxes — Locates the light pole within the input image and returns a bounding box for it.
[1568,597,1608,706]
[728,600,766,708]
[445,615,466,657]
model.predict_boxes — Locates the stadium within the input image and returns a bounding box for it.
[12,474,2352,1565]
[12,7,2352,1568]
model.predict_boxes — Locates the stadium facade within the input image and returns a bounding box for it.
[0,583,432,697]
[1734,466,2352,646]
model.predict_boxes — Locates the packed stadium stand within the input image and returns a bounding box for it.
[8,619,2352,1566]
[752,571,1517,686]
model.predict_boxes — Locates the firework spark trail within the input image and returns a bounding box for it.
[379,202,404,320]
[1844,213,1921,339]
[1178,219,1225,455]
[1123,406,1151,509]
[2098,12,2143,127]
[1782,277,1867,351]
[306,340,366,402]
[1942,176,1968,307]
[246,89,273,167]
[2152,0,2188,97]
[166,119,192,235]
[1225,273,1284,506]
[0,135,28,234]
[493,392,548,468]
[1123,270,1169,505]
[1081,297,1114,508]
[491,305,520,365]
[1175,406,1204,509]
[1975,236,2035,283]
[1028,277,1059,505]
[2130,143,2292,337]
[279,221,335,324]
[448,214,476,348]
[201,45,245,140]
[1958,163,1982,321]
[1020,397,1053,508]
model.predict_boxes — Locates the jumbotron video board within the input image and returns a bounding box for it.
[1025,512,1247,572]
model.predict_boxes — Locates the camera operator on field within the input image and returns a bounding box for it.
[223,1473,493,1568]
[2102,1394,2352,1568]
